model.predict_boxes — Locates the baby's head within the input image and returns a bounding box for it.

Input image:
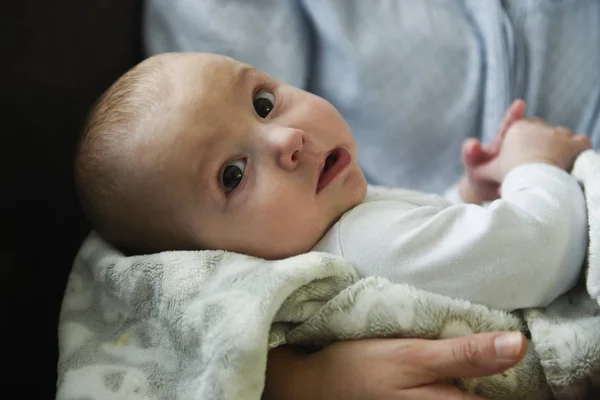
[75,52,367,258]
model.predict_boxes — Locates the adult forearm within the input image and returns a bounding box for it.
[263,346,316,400]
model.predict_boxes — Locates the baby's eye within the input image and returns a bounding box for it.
[221,159,247,193]
[253,90,275,118]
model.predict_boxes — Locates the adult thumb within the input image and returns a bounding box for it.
[421,331,527,381]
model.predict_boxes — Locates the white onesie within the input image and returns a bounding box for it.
[313,163,588,311]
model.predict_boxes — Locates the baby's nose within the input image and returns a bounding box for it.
[269,127,306,170]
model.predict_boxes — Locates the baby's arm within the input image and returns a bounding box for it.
[445,99,526,205]
[338,120,591,310]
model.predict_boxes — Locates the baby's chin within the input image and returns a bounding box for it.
[246,228,332,261]
[253,243,316,261]
[343,171,368,210]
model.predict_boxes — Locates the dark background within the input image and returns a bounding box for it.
[1,1,143,397]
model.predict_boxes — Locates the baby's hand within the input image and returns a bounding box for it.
[476,118,591,182]
[459,100,526,203]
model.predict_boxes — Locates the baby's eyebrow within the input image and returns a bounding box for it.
[232,65,256,92]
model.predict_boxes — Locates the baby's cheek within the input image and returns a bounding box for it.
[278,214,324,256]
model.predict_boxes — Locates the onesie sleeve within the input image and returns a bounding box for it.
[443,183,465,204]
[338,164,587,311]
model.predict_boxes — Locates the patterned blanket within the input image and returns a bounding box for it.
[57,150,600,399]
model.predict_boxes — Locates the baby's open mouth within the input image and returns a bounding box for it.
[317,147,351,192]
[322,152,339,175]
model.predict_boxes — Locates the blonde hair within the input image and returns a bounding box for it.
[75,56,180,255]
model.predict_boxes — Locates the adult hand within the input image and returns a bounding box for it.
[264,331,527,400]
[459,99,526,203]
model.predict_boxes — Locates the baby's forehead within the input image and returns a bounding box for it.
[166,53,250,89]
[135,53,258,152]
[164,54,254,122]
[152,56,241,139]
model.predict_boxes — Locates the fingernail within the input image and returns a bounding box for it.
[494,332,523,360]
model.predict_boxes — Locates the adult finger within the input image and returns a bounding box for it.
[414,331,527,381]
[402,382,484,400]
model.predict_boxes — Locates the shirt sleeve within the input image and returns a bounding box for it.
[337,163,587,311]
[443,183,465,204]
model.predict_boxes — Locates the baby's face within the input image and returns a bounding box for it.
[147,53,367,259]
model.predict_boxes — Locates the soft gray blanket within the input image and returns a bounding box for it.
[57,150,600,400]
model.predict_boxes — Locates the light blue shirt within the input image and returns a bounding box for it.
[144,0,600,193]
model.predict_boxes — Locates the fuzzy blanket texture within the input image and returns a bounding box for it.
[57,150,600,399]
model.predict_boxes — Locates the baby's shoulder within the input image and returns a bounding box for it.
[364,184,416,201]
[364,185,447,205]
[343,185,424,223]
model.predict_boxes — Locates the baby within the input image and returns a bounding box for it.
[75,52,591,311]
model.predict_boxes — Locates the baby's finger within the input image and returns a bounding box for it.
[555,126,575,137]
[415,332,527,381]
[464,138,502,166]
[571,135,592,153]
[494,99,527,147]
[525,116,549,125]
[402,382,484,400]
[471,158,503,182]
[462,138,483,166]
